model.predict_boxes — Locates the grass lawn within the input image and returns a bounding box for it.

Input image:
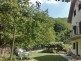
[31,52,68,61]
[0,51,68,61]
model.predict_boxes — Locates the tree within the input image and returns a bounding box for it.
[54,18,72,42]
[0,0,24,60]
[15,7,56,49]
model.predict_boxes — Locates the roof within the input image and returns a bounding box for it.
[68,0,77,23]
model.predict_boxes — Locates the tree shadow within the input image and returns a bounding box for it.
[34,55,68,61]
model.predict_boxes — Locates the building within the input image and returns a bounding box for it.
[68,0,81,56]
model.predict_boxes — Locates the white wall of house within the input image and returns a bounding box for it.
[70,0,81,56]
[71,0,81,35]
[71,39,81,56]
[72,0,81,26]
[78,40,81,55]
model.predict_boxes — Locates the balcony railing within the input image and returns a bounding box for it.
[65,30,81,42]
[65,30,81,43]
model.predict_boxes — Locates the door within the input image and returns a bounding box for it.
[76,42,78,55]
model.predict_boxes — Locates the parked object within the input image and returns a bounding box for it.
[15,48,31,60]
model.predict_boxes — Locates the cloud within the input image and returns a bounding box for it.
[29,0,59,4]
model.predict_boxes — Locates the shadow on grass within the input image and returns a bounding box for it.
[34,55,68,61]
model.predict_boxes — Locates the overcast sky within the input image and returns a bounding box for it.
[29,0,71,18]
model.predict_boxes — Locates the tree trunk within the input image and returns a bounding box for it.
[0,24,4,57]
[10,26,16,61]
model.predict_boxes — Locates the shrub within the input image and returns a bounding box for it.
[63,44,72,52]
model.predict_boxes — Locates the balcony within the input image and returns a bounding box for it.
[66,27,81,42]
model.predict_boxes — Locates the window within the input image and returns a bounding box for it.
[65,0,70,2]
[79,22,81,34]
[73,26,76,35]
[78,4,81,11]
[73,43,75,49]
[74,10,76,16]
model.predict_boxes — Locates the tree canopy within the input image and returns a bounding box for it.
[54,18,72,42]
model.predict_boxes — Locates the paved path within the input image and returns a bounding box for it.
[60,54,73,59]
[31,49,44,52]
[60,54,81,61]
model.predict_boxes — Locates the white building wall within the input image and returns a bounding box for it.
[71,40,81,56]
[72,0,81,26]
[78,40,81,55]
[70,0,81,56]
[71,0,81,35]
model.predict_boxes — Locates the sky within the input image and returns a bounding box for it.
[29,0,71,18]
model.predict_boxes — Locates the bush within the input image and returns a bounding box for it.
[41,48,56,53]
[55,42,63,51]
[63,44,72,52]
[42,42,71,53]
[44,42,64,51]
[43,42,64,53]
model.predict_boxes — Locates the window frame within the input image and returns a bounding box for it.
[74,10,76,16]
[78,3,81,11]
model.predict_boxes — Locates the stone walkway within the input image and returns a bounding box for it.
[60,54,81,61]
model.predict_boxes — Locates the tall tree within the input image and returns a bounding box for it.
[0,0,56,60]
[54,18,72,42]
